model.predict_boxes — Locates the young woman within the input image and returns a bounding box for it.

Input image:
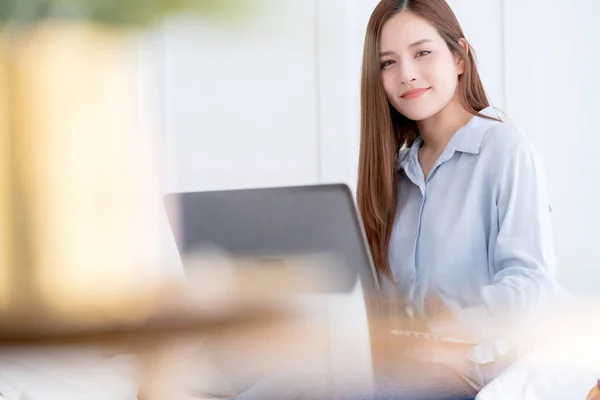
[355,0,558,398]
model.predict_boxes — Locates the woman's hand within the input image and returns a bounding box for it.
[423,285,477,342]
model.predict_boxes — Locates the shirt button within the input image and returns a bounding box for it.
[407,273,415,284]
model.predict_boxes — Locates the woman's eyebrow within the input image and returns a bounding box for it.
[380,39,435,57]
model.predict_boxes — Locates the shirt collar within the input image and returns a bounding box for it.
[397,106,500,171]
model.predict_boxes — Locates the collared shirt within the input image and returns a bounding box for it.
[389,106,557,363]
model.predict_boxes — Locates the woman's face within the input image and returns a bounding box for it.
[379,11,464,122]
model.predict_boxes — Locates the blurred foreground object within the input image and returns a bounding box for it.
[0,0,259,334]
[588,380,600,400]
[0,0,255,27]
[0,3,331,400]
[0,259,331,400]
[0,258,318,344]
[0,22,165,329]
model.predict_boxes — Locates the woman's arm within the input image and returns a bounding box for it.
[428,131,561,360]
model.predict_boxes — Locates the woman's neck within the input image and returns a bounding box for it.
[416,98,473,155]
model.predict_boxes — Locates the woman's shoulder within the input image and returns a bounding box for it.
[478,119,546,185]
[480,119,535,158]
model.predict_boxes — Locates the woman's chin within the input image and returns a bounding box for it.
[397,107,439,122]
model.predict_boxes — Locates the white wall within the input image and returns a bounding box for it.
[503,0,600,294]
[446,0,504,108]
[161,2,320,193]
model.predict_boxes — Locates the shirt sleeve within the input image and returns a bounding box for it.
[429,134,560,361]
[485,134,556,314]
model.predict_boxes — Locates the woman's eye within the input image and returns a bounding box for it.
[416,50,432,58]
[381,60,396,69]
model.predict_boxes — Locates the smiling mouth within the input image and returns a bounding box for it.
[401,87,430,99]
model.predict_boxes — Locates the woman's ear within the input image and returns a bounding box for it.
[456,38,469,75]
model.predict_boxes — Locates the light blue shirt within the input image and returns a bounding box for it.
[389,106,557,363]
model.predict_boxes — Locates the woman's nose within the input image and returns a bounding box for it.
[397,62,418,85]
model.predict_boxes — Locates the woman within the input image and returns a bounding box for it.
[355,0,558,398]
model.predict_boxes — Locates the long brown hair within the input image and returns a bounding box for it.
[357,0,496,281]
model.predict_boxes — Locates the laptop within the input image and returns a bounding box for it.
[163,183,383,394]
[163,183,381,297]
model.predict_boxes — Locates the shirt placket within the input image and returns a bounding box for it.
[406,151,454,317]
